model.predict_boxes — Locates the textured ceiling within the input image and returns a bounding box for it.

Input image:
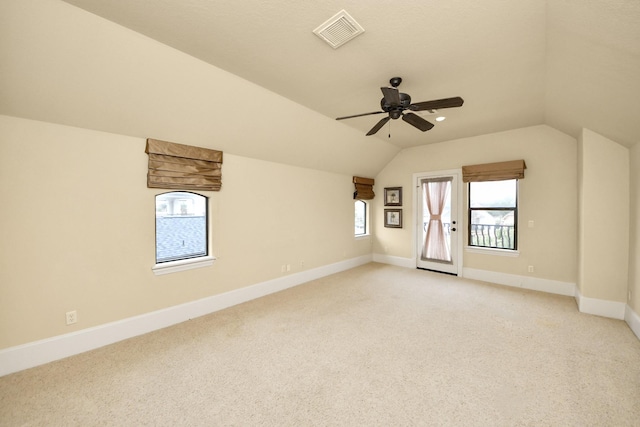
[44,0,640,148]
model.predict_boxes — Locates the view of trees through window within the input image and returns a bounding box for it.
[155,192,208,263]
[468,179,517,249]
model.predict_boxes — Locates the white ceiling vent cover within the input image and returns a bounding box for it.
[313,10,364,49]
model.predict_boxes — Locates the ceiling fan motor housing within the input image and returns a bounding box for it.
[381,93,411,119]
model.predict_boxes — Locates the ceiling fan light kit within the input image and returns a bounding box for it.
[336,77,464,136]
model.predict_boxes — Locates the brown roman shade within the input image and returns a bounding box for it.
[462,159,526,183]
[353,176,375,200]
[145,138,223,191]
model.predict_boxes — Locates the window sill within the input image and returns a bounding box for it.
[465,247,519,257]
[152,256,216,276]
[355,234,371,240]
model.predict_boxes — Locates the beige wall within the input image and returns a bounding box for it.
[577,129,629,302]
[0,0,399,178]
[628,143,640,311]
[1,119,636,353]
[0,115,371,349]
[373,125,578,283]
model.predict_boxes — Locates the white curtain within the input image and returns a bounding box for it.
[422,179,452,262]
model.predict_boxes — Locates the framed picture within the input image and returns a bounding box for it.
[384,187,402,206]
[384,209,403,228]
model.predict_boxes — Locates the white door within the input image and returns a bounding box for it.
[416,172,461,275]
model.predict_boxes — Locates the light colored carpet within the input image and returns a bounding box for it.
[1,263,639,426]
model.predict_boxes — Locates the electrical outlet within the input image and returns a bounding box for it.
[281,265,286,273]
[528,265,534,273]
[286,264,291,272]
[65,310,77,325]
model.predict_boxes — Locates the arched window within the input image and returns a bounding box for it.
[354,200,367,236]
[155,192,208,263]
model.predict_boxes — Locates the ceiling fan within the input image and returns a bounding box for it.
[336,77,464,136]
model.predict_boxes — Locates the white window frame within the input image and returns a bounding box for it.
[152,191,215,275]
[466,179,520,255]
[354,199,369,238]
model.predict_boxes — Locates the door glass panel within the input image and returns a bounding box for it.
[421,178,453,263]
[416,173,459,275]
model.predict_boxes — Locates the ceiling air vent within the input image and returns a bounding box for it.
[313,10,364,49]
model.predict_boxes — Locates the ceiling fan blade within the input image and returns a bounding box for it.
[366,116,391,136]
[381,87,401,106]
[402,113,434,132]
[336,111,386,120]
[409,96,464,111]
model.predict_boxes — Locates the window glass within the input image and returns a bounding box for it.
[468,180,517,250]
[355,200,367,235]
[469,180,516,208]
[155,192,208,263]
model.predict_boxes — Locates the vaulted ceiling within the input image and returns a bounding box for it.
[58,0,639,149]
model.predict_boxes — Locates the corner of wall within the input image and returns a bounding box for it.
[577,128,630,303]
[625,304,640,340]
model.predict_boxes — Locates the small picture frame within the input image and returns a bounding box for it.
[384,187,402,206]
[384,209,403,228]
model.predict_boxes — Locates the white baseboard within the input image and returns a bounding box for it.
[574,288,626,320]
[0,254,372,377]
[625,305,640,340]
[372,253,415,268]
[463,267,576,297]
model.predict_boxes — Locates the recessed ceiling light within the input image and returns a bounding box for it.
[436,116,446,122]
